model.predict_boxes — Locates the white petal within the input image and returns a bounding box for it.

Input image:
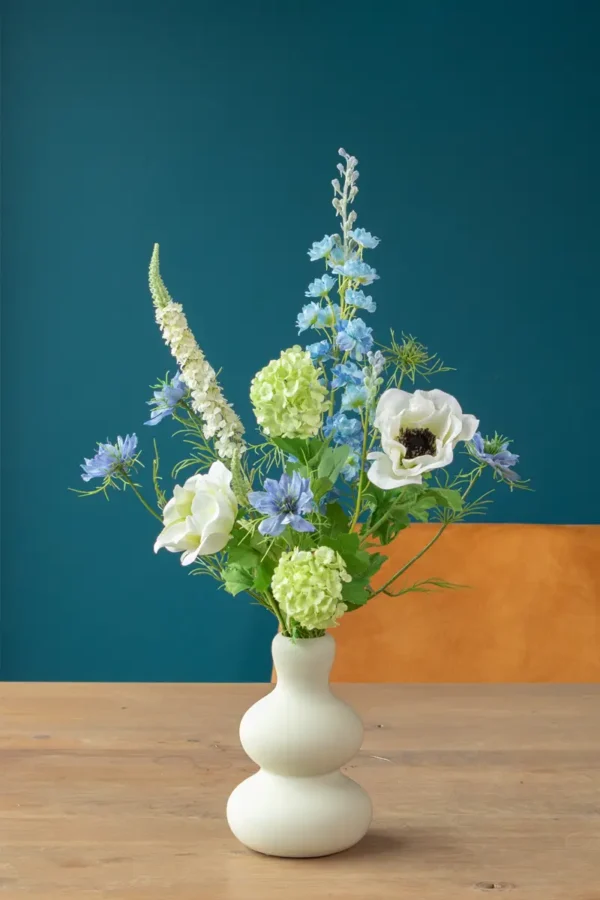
[374,389,411,430]
[457,414,479,443]
[154,520,193,553]
[366,453,423,490]
[197,530,232,555]
[207,460,233,490]
[180,544,202,566]
[420,388,462,416]
[190,492,220,532]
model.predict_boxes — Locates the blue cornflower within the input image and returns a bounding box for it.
[349,228,380,249]
[81,434,138,482]
[331,361,364,389]
[341,384,369,412]
[331,259,379,285]
[336,318,374,361]
[346,289,376,313]
[296,301,323,333]
[248,472,316,537]
[316,303,341,328]
[305,274,336,298]
[145,371,187,425]
[306,339,332,361]
[471,433,521,482]
[308,235,335,261]
[324,412,363,451]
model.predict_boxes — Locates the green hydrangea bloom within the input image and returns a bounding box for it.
[250,346,328,439]
[271,546,351,631]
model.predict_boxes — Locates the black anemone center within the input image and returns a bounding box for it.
[398,427,436,460]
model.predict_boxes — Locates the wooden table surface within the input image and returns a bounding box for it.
[0,684,598,899]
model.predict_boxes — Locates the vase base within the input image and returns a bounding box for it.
[227,769,372,858]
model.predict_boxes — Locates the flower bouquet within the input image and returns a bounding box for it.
[77,149,526,857]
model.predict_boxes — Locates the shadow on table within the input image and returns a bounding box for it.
[339,826,463,862]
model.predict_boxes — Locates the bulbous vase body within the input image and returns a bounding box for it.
[226,633,372,857]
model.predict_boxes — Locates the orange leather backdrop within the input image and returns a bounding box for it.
[330,524,599,682]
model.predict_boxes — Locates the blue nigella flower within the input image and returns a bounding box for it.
[248,472,316,537]
[305,274,336,298]
[145,371,187,425]
[331,361,364,389]
[324,412,363,451]
[306,339,332,361]
[341,383,369,412]
[345,289,376,313]
[471,433,521,482]
[336,318,374,361]
[349,228,380,249]
[307,235,335,261]
[331,259,379,285]
[81,434,138,482]
[296,301,323,333]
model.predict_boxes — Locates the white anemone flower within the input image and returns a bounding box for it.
[367,388,478,490]
[154,461,237,565]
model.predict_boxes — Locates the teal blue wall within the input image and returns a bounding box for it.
[2,1,599,680]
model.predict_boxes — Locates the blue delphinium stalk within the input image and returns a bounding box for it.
[306,339,332,361]
[324,413,363,482]
[324,412,363,448]
[145,371,187,425]
[317,303,341,328]
[331,361,364,389]
[349,228,380,249]
[341,384,369,412]
[308,235,335,261]
[331,259,379,285]
[81,435,138,482]
[345,289,376,313]
[248,472,316,536]
[305,274,336,298]
[327,246,345,267]
[336,318,374,361]
[470,433,520,482]
[296,301,323,333]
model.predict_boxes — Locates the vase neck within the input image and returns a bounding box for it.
[272,634,335,690]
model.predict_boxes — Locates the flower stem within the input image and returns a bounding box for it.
[121,473,163,522]
[350,410,370,530]
[370,522,448,599]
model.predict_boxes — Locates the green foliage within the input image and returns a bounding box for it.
[320,531,387,612]
[362,484,463,544]
[222,565,254,596]
[317,444,351,484]
[383,577,465,598]
[382,331,453,386]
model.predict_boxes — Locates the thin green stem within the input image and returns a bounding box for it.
[350,410,370,530]
[370,522,448,600]
[121,474,163,522]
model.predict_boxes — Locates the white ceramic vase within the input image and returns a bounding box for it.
[226,633,372,857]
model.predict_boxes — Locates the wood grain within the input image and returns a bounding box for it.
[0,683,598,898]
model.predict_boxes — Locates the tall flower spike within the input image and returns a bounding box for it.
[148,244,246,459]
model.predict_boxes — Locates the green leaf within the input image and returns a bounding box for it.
[253,558,276,593]
[342,576,371,610]
[322,501,349,535]
[317,445,351,485]
[311,476,333,502]
[426,488,463,512]
[271,436,313,464]
[227,544,260,568]
[223,565,254,597]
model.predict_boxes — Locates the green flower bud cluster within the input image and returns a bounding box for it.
[250,346,328,439]
[271,546,351,631]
